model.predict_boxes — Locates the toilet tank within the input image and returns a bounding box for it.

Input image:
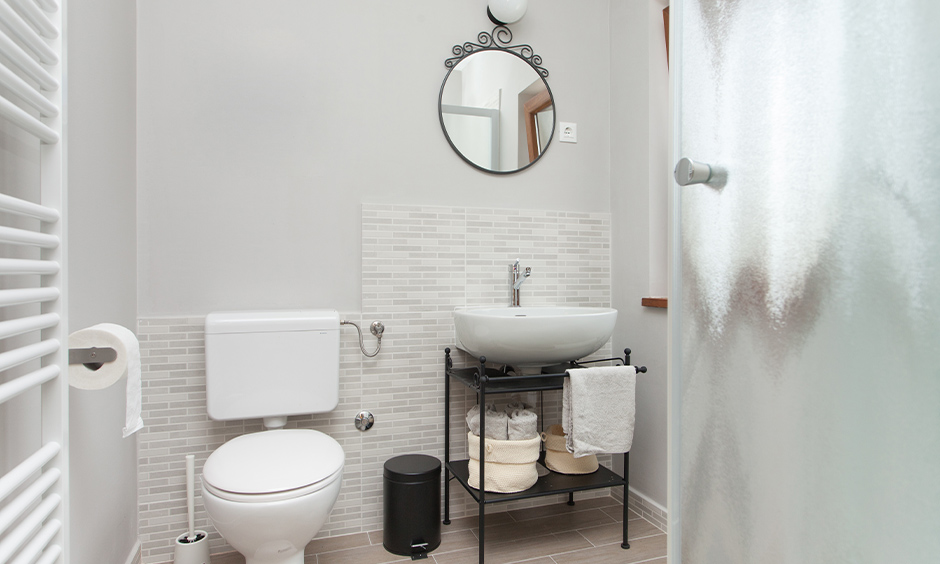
[205,310,340,421]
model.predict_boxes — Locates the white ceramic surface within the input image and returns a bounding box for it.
[202,429,343,495]
[201,469,342,564]
[204,310,340,421]
[453,307,617,367]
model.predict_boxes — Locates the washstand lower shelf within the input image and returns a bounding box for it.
[443,347,647,564]
[446,454,626,504]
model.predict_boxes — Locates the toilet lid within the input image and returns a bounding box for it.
[203,429,344,495]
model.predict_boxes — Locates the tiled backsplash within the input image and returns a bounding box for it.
[137,204,612,563]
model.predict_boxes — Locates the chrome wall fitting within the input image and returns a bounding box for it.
[355,410,375,431]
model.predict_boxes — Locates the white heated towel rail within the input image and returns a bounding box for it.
[0,0,68,563]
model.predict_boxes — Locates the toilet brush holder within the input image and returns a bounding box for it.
[174,531,210,564]
[175,454,210,564]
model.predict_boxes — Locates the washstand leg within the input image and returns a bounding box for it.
[622,451,630,549]
[444,349,451,525]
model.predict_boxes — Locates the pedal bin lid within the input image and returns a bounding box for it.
[384,454,441,484]
[203,429,344,494]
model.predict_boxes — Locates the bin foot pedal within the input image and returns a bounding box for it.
[411,541,429,560]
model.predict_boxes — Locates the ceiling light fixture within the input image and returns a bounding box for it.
[487,0,528,25]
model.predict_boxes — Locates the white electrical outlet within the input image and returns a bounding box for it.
[559,122,577,143]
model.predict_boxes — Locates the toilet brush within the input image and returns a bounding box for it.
[174,454,211,564]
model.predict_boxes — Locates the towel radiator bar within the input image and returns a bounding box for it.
[0,1,68,563]
[443,348,647,564]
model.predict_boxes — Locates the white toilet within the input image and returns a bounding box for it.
[201,310,345,564]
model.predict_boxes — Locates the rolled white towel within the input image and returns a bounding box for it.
[507,408,538,440]
[467,404,481,436]
[467,404,509,440]
[505,396,530,413]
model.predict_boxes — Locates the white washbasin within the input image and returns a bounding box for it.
[453,306,618,368]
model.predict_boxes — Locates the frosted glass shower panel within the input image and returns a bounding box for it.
[675,1,940,562]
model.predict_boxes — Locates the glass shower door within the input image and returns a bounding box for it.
[671,1,940,562]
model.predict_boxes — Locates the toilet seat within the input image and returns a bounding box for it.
[203,429,344,502]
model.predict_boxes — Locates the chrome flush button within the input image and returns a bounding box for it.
[355,410,374,431]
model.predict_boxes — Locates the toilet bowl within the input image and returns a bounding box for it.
[201,429,344,564]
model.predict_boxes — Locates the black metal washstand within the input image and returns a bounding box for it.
[443,348,648,564]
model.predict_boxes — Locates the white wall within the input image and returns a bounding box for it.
[609,0,670,508]
[67,0,139,562]
[126,0,672,548]
[136,0,612,317]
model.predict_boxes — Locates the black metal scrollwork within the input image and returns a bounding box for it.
[444,25,549,78]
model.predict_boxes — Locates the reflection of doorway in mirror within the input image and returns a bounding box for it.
[663,6,669,67]
[441,107,500,169]
[522,86,553,165]
[536,108,553,152]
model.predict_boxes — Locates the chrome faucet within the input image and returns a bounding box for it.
[509,259,531,307]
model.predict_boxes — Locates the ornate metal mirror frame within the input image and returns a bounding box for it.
[439,26,555,174]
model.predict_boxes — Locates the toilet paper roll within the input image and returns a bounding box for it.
[68,324,138,390]
[68,323,144,437]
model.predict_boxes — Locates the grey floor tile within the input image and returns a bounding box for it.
[442,511,514,532]
[208,552,244,564]
[507,496,620,522]
[432,531,592,564]
[480,508,615,544]
[577,517,662,546]
[551,533,667,564]
[194,497,668,564]
[306,532,371,555]
[435,529,484,554]
[316,542,411,564]
[601,505,643,523]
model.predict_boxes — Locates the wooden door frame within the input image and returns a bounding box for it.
[523,88,553,163]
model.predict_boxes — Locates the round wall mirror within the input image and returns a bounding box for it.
[439,29,554,174]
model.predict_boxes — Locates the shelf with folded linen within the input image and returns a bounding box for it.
[465,401,542,493]
[445,454,626,504]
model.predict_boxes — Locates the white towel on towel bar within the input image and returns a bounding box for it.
[563,366,636,457]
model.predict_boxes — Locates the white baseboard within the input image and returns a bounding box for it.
[613,486,668,533]
[124,539,141,564]
[630,486,667,515]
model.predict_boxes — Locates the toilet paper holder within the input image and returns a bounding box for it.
[69,346,117,369]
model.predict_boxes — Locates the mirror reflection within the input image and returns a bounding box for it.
[440,50,554,173]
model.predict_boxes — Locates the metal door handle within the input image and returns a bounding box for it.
[674,158,712,186]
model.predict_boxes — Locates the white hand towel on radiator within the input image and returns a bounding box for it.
[562,366,636,457]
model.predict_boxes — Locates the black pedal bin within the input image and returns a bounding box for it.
[383,454,442,559]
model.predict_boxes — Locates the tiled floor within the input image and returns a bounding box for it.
[201,496,666,564]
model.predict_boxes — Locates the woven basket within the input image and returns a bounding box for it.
[541,424,598,475]
[467,432,540,493]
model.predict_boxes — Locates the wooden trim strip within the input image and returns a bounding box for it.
[641,297,668,309]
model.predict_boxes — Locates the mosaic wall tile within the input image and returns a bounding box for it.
[137,204,613,562]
